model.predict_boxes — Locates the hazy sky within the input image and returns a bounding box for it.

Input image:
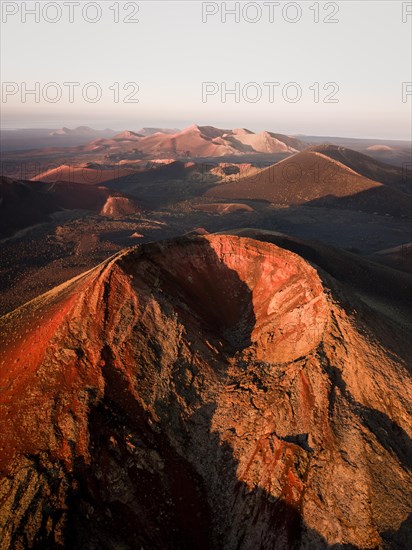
[1,0,411,139]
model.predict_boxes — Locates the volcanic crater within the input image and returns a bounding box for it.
[0,235,411,550]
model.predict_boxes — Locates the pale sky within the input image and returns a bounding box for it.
[1,0,411,139]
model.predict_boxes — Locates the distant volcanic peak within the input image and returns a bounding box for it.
[76,126,95,132]
[137,127,180,136]
[231,127,253,135]
[113,130,142,140]
[71,124,307,159]
[183,124,228,139]
[226,129,303,154]
[181,123,202,134]
[304,143,410,191]
[206,149,385,205]
[50,126,96,136]
[308,143,394,165]
[307,151,366,177]
[367,144,395,152]
[257,131,297,151]
[50,126,71,135]
[307,143,340,151]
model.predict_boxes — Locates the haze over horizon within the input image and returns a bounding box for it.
[1,1,411,140]
[0,121,412,143]
[2,123,412,144]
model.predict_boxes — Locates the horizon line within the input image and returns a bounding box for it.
[1,125,411,144]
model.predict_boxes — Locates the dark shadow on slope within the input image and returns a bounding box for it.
[381,513,412,549]
[306,186,412,218]
[56,236,411,549]
[119,236,257,353]
[306,144,408,192]
[186,404,352,550]
[67,345,213,550]
[67,379,412,549]
[103,161,209,209]
[318,342,412,472]
[106,161,194,190]
[0,176,59,237]
[67,366,365,549]
[105,171,212,210]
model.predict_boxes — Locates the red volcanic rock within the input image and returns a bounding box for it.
[100,195,141,217]
[112,130,143,140]
[0,235,411,549]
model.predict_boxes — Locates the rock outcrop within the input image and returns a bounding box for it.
[100,195,141,218]
[0,235,411,549]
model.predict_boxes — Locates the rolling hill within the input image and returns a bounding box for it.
[31,164,137,185]
[307,144,409,193]
[71,125,307,159]
[206,151,412,217]
[0,176,141,237]
[0,177,58,237]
